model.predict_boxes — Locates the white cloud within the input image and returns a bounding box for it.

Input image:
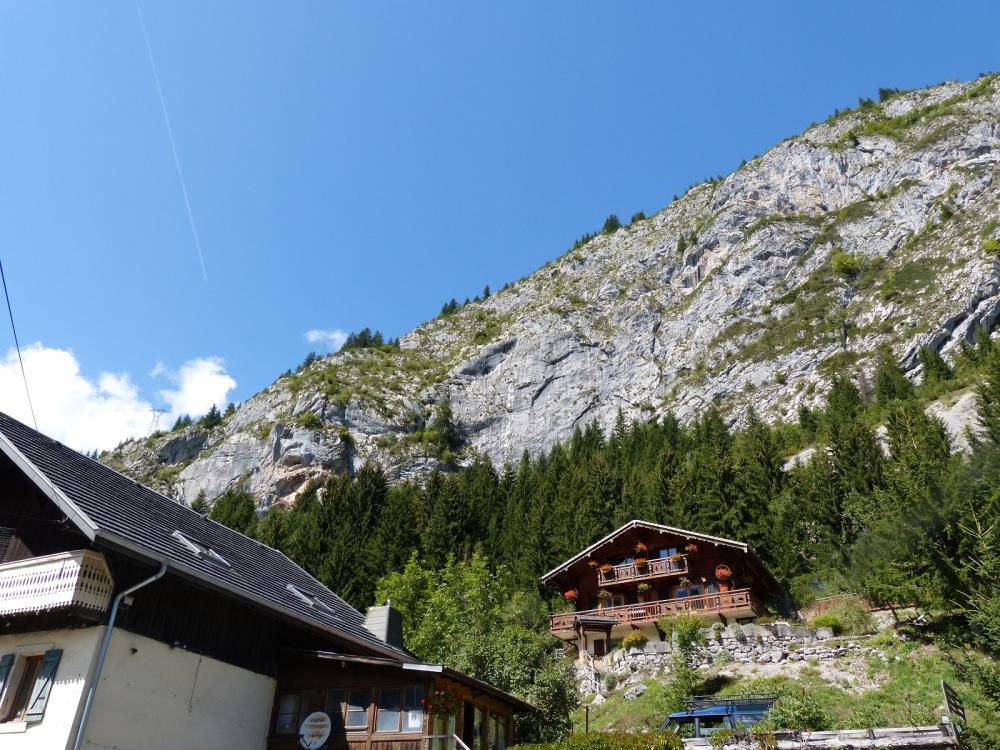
[305,328,348,351]
[155,357,237,420]
[0,344,236,453]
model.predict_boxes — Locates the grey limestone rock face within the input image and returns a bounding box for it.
[104,75,1000,508]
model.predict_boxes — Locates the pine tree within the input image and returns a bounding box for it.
[825,374,864,433]
[208,487,257,535]
[732,409,784,549]
[873,348,914,405]
[919,345,953,383]
[676,409,733,535]
[199,404,223,429]
[420,471,475,568]
[977,346,1000,445]
[190,490,210,514]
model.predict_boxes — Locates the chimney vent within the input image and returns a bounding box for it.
[364,604,403,648]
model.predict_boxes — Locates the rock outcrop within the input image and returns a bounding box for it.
[103,75,1000,508]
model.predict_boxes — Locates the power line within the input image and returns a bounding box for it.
[135,0,209,282]
[0,258,37,429]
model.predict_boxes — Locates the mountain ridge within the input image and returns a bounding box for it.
[103,73,1000,509]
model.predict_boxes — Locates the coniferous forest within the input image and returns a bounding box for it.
[207,341,1000,742]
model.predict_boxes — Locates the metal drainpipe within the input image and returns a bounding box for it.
[71,562,167,750]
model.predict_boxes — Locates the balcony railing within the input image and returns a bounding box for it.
[597,555,688,586]
[0,549,115,617]
[550,588,762,632]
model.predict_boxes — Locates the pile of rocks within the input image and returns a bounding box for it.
[585,624,887,697]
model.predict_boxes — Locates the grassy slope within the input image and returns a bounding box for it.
[572,637,1000,742]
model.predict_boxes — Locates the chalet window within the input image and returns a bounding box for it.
[490,715,506,750]
[0,649,62,725]
[325,689,347,729]
[275,694,301,734]
[473,706,485,750]
[376,685,424,733]
[345,689,370,729]
[376,687,402,732]
[6,654,42,722]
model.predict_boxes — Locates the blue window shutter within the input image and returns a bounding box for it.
[25,649,62,722]
[0,654,14,692]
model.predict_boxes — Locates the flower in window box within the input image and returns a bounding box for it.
[634,555,648,567]
[599,562,614,573]
[669,552,684,563]
[427,686,461,716]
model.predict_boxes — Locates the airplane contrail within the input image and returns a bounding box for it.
[135,0,209,282]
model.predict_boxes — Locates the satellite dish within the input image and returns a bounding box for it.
[299,711,332,750]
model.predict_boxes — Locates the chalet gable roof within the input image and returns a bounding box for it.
[540,519,752,584]
[0,411,412,662]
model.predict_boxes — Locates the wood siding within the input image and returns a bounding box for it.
[270,659,516,750]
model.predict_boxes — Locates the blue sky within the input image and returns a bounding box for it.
[1,1,998,449]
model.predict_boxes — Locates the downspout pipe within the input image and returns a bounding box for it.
[71,561,167,750]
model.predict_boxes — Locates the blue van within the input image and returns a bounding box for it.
[660,696,776,739]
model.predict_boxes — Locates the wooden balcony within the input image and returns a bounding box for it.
[550,588,763,634]
[0,549,114,617]
[597,555,688,586]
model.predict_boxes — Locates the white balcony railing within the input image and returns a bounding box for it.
[0,549,114,616]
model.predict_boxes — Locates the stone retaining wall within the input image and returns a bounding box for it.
[579,623,886,698]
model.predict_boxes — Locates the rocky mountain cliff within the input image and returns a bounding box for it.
[105,74,1000,509]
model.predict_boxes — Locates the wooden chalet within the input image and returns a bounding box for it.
[541,520,783,657]
[0,411,529,750]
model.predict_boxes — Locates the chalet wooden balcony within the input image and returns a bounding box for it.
[549,588,763,633]
[596,555,688,586]
[0,549,114,617]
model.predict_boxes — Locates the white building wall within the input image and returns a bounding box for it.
[82,628,276,750]
[0,626,102,750]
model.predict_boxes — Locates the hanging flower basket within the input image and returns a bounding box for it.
[715,565,732,581]
[424,685,461,717]
[684,543,698,553]
[637,582,651,592]
[634,541,648,555]
[564,588,579,602]
[597,589,612,601]
[586,559,600,569]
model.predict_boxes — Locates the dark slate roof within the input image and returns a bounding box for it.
[540,519,753,583]
[0,411,412,661]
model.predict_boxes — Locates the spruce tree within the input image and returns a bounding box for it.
[977,346,1000,445]
[208,487,257,536]
[873,348,914,405]
[919,345,953,383]
[190,490,210,514]
[732,409,784,549]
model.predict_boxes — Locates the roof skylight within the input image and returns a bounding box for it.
[286,583,339,617]
[171,530,231,568]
